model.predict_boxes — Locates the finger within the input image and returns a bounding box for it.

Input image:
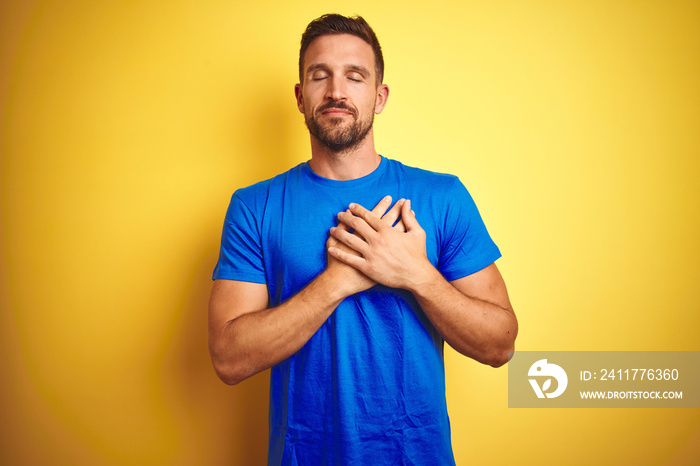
[326,234,339,247]
[369,195,392,217]
[328,245,366,270]
[393,219,406,232]
[401,199,421,232]
[348,202,387,232]
[330,226,369,255]
[381,198,405,226]
[329,211,351,247]
[337,209,376,241]
[329,236,362,256]
[335,214,351,231]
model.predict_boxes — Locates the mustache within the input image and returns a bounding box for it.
[317,100,356,116]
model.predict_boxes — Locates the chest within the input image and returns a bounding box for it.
[259,186,441,304]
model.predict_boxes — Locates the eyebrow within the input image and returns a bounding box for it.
[345,64,370,77]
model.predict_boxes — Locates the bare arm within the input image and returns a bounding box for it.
[328,200,518,367]
[410,263,517,367]
[209,271,350,385]
[208,196,405,385]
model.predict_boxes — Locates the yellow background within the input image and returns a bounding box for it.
[1,0,698,464]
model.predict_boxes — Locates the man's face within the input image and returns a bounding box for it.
[295,34,388,152]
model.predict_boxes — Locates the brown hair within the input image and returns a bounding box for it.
[299,14,384,84]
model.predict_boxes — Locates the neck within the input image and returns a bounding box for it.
[308,130,381,180]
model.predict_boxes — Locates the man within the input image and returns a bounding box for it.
[209,13,517,465]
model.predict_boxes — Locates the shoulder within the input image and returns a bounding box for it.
[382,157,483,224]
[231,163,307,208]
[383,157,465,192]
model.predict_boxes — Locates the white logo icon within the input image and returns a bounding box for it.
[528,359,568,399]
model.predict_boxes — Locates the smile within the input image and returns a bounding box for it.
[322,109,353,116]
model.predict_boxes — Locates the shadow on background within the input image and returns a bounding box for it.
[166,81,300,465]
[169,241,269,465]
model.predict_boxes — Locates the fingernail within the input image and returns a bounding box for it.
[398,198,405,205]
[349,203,356,209]
[383,195,392,202]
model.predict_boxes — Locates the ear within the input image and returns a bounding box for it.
[374,84,390,114]
[294,83,304,114]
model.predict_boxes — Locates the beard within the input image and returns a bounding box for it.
[304,100,374,153]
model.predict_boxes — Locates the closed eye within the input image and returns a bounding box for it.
[346,70,367,83]
[346,65,370,82]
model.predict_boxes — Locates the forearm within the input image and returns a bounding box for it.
[328,200,517,366]
[210,271,348,385]
[409,266,518,368]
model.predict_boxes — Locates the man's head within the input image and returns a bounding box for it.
[295,14,389,153]
[298,14,384,86]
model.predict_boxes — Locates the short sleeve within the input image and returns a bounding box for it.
[212,192,267,283]
[436,178,501,281]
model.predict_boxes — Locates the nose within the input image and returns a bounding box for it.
[326,75,346,101]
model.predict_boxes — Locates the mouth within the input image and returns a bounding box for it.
[317,101,356,118]
[321,108,353,116]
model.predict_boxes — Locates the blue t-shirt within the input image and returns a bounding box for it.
[213,156,501,465]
